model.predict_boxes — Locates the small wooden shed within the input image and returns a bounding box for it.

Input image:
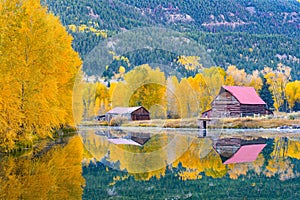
[205,86,268,118]
[106,106,150,122]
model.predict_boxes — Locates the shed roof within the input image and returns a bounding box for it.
[223,144,266,164]
[108,138,142,146]
[222,86,266,105]
[106,106,145,114]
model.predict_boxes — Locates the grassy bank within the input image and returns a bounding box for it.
[1,127,78,154]
[81,112,300,129]
[211,117,300,129]
[123,118,199,128]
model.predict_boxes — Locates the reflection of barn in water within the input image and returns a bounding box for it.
[105,131,151,146]
[213,137,267,164]
[130,132,151,145]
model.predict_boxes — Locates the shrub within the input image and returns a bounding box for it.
[109,117,128,126]
[289,115,295,120]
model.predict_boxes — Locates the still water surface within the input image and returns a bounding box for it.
[1,127,300,199]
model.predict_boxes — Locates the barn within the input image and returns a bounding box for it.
[203,86,269,118]
[105,106,150,122]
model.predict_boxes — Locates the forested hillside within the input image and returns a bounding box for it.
[45,0,300,79]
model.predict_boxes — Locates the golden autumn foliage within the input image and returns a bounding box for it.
[226,65,262,92]
[81,81,111,120]
[263,65,291,111]
[78,56,298,123]
[177,56,202,71]
[0,0,81,149]
[111,64,167,118]
[67,24,107,38]
[72,70,85,125]
[166,76,180,118]
[226,65,248,86]
[285,81,300,111]
[173,66,226,118]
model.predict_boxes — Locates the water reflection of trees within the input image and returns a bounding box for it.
[264,138,299,181]
[0,136,85,200]
[81,129,300,182]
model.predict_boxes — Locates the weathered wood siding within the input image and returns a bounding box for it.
[211,91,241,118]
[131,107,150,120]
[211,89,267,118]
[240,104,266,116]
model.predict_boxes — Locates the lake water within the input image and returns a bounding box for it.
[1,127,300,199]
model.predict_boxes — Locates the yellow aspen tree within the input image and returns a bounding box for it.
[226,65,247,86]
[72,70,85,125]
[177,78,192,118]
[285,81,300,111]
[82,83,96,120]
[226,65,262,92]
[247,70,263,92]
[186,76,201,116]
[225,75,235,86]
[177,56,202,71]
[0,0,81,149]
[119,66,126,74]
[111,81,129,107]
[94,82,109,114]
[166,76,180,118]
[94,97,101,116]
[201,67,226,111]
[112,64,166,117]
[263,65,291,111]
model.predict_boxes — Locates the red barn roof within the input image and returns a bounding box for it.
[222,86,266,105]
[223,144,266,164]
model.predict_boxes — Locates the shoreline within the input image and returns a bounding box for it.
[77,125,300,139]
[80,116,300,130]
[78,125,300,133]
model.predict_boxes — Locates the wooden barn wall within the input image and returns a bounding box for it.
[211,91,241,118]
[131,107,150,120]
[211,90,267,118]
[240,104,266,115]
